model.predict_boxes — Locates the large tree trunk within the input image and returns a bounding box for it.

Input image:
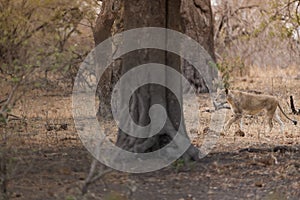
[115,0,200,161]
[95,0,216,120]
[181,0,216,93]
[93,0,216,162]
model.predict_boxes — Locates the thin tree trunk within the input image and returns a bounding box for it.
[94,0,118,119]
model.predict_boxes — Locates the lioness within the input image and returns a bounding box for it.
[215,89,297,133]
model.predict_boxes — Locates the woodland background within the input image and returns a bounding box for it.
[0,0,300,199]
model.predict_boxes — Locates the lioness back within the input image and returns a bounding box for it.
[228,90,278,115]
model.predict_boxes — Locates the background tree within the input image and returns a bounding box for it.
[94,0,122,119]
[0,0,98,120]
[0,0,98,196]
[181,0,217,93]
[213,0,300,75]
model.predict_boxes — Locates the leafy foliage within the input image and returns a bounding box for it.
[214,0,300,70]
[0,0,98,116]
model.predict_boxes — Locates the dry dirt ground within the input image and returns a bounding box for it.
[1,66,300,200]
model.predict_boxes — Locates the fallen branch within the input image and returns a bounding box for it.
[239,145,299,153]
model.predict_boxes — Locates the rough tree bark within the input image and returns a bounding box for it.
[114,0,200,161]
[94,0,216,161]
[94,0,216,115]
[94,0,120,119]
[181,0,216,93]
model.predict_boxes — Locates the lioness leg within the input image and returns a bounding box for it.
[274,110,284,133]
[224,114,242,131]
[239,117,243,130]
[266,117,273,133]
[266,108,276,133]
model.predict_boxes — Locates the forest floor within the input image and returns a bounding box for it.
[1,66,300,200]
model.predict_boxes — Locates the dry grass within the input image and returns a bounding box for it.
[0,65,299,199]
[2,65,299,152]
[186,65,300,152]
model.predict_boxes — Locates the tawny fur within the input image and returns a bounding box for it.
[216,89,297,133]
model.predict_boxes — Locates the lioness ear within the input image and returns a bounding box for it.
[225,88,229,95]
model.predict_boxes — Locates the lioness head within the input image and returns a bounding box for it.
[213,88,229,110]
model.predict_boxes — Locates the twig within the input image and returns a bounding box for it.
[0,98,8,105]
[82,137,113,194]
[0,83,20,114]
[1,65,37,113]
[82,159,112,194]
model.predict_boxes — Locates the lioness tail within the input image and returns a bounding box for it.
[278,104,298,125]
